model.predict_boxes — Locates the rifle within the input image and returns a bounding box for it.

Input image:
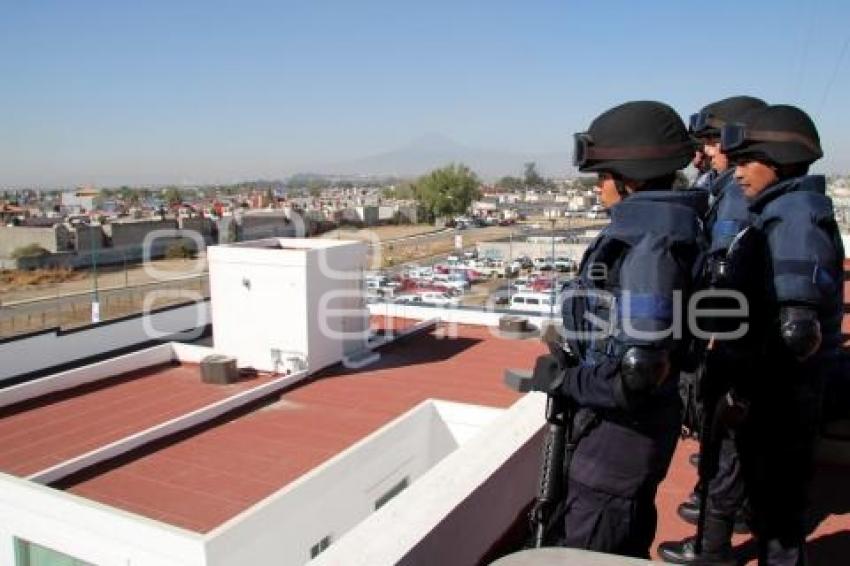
[504,325,578,548]
[693,336,749,554]
[530,377,569,547]
[693,338,721,555]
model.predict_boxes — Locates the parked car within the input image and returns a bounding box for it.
[394,292,460,307]
[511,277,534,293]
[433,272,471,291]
[508,292,558,314]
[554,257,577,273]
[407,266,434,280]
[473,260,505,278]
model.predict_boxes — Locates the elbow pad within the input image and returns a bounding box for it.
[619,347,671,397]
[780,307,822,361]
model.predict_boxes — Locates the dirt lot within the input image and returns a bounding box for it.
[378,226,516,269]
[319,224,443,242]
[0,268,86,293]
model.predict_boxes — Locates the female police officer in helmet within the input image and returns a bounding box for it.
[553,101,706,557]
[717,104,844,565]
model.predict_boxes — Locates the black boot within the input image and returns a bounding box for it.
[687,490,701,507]
[658,515,736,565]
[678,500,750,535]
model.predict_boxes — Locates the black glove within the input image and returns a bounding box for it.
[529,354,563,394]
[780,306,822,361]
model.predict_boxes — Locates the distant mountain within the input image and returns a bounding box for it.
[317,134,572,180]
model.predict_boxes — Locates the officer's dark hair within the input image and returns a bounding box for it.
[607,171,677,197]
[777,162,810,179]
[635,173,677,191]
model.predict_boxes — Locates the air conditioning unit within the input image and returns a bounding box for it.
[200,354,239,385]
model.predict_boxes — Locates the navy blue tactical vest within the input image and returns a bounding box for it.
[704,169,753,256]
[562,190,707,376]
[748,175,845,353]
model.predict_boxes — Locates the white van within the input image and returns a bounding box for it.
[509,292,558,314]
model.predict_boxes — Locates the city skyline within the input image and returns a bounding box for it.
[2,0,850,186]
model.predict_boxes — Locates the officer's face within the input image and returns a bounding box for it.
[734,159,779,198]
[703,140,729,172]
[595,173,623,208]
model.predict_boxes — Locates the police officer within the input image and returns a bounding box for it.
[661,95,768,565]
[719,105,843,565]
[692,149,715,191]
[554,101,707,558]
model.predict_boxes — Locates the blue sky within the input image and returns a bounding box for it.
[2,0,849,186]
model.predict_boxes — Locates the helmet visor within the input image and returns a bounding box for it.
[720,124,820,155]
[690,111,724,137]
[572,131,695,170]
[720,123,746,152]
[573,132,592,167]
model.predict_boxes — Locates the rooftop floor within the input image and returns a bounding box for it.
[60,323,546,532]
[0,363,277,477]
[655,439,850,565]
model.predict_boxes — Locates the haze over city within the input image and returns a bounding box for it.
[2,0,850,186]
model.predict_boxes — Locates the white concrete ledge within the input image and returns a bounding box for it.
[0,472,205,566]
[311,392,547,566]
[491,547,657,565]
[368,302,552,330]
[0,344,174,409]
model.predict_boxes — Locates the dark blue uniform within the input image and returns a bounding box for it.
[704,169,752,254]
[698,169,754,542]
[735,175,844,565]
[557,190,706,558]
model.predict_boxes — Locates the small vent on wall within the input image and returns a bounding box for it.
[309,535,332,559]
[374,477,410,510]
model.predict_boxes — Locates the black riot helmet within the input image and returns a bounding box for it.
[689,95,767,139]
[573,101,694,181]
[720,104,822,166]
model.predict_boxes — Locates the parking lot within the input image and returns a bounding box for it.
[366,249,579,314]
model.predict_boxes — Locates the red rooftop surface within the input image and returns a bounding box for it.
[62,322,547,532]
[0,363,277,477]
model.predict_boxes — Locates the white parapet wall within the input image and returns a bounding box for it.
[0,300,210,384]
[0,343,174,409]
[310,393,547,566]
[203,400,505,566]
[368,302,551,329]
[0,473,206,566]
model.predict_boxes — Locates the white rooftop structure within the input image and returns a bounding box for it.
[208,238,369,373]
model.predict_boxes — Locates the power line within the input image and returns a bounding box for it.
[816,33,850,117]
[791,0,819,100]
